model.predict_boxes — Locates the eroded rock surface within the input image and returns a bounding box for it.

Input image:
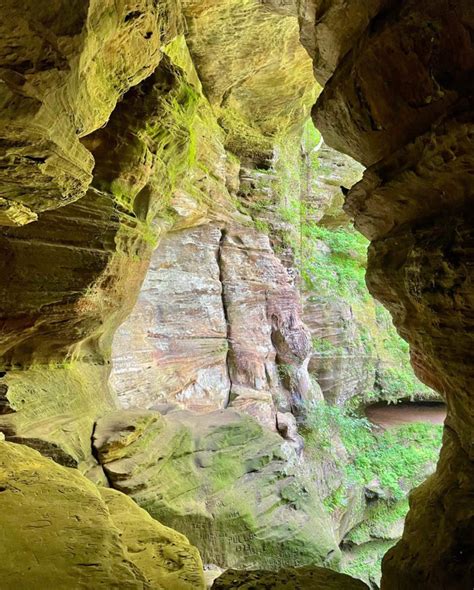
[182,0,318,162]
[0,0,176,222]
[1,0,472,587]
[92,407,340,571]
[112,223,312,429]
[382,428,474,589]
[0,12,236,467]
[212,566,369,590]
[221,226,312,422]
[313,0,474,166]
[0,2,335,581]
[0,190,152,469]
[0,440,205,589]
[111,225,230,412]
[308,0,474,587]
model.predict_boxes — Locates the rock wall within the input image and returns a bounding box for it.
[307,0,474,586]
[0,0,177,223]
[212,566,369,589]
[0,0,471,588]
[92,407,339,571]
[0,0,317,462]
[111,225,230,413]
[111,223,312,429]
[0,440,205,589]
[108,113,441,586]
[0,0,340,583]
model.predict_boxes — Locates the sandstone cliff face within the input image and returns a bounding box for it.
[0,0,341,582]
[111,225,230,413]
[181,0,317,163]
[0,0,177,224]
[111,222,312,429]
[234,128,435,412]
[0,0,317,465]
[107,115,440,585]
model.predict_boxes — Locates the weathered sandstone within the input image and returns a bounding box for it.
[92,407,340,571]
[112,223,313,429]
[309,0,474,586]
[0,440,205,589]
[212,565,369,589]
[0,0,472,588]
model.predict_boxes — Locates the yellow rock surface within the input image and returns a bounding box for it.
[0,441,205,589]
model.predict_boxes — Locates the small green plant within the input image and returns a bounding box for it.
[299,225,369,300]
[277,363,293,381]
[341,540,395,585]
[323,485,348,513]
[278,197,301,225]
[254,219,270,234]
[344,499,409,545]
[311,337,339,356]
[311,338,345,369]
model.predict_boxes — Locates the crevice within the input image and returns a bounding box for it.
[217,228,232,409]
[90,421,113,488]
[0,382,15,415]
[124,10,143,23]
[5,436,78,468]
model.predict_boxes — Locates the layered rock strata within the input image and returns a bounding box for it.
[111,225,230,413]
[0,0,317,467]
[0,0,331,580]
[0,0,471,588]
[0,0,177,223]
[112,224,312,430]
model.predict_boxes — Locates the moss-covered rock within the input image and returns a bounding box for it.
[93,407,340,571]
[0,0,179,221]
[0,189,154,467]
[182,0,318,164]
[0,27,235,469]
[0,363,116,472]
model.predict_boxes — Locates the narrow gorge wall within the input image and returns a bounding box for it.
[0,0,317,468]
[111,222,312,428]
[0,0,343,585]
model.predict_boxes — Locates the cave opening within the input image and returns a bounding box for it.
[0,1,472,589]
[105,112,448,588]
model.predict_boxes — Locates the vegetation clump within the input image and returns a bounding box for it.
[299,224,369,300]
[302,401,442,501]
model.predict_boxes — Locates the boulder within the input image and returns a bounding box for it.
[92,407,340,571]
[212,566,369,589]
[0,441,205,589]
